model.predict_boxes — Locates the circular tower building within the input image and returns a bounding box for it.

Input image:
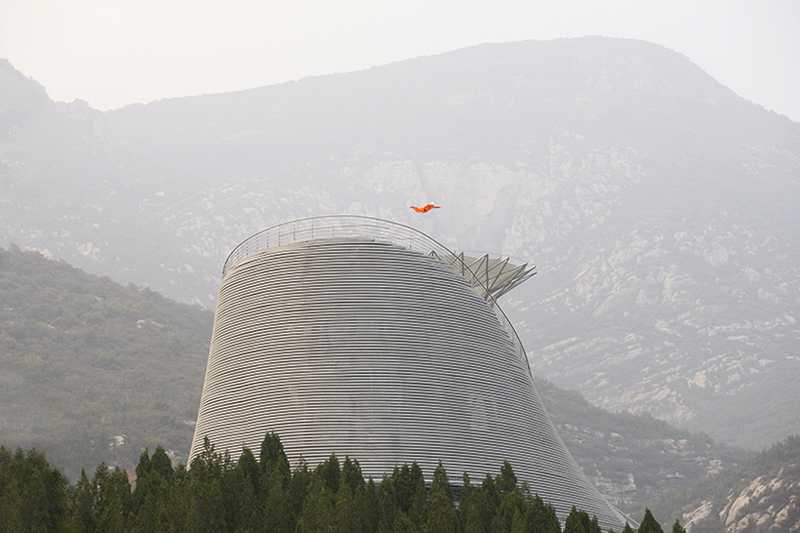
[190,215,626,529]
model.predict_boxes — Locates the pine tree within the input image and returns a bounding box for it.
[461,486,489,533]
[543,502,562,533]
[393,512,421,533]
[18,453,52,532]
[622,523,635,533]
[264,465,291,533]
[184,438,227,533]
[334,482,362,533]
[259,432,290,481]
[564,506,588,533]
[131,451,163,533]
[579,511,593,533]
[288,459,312,531]
[510,507,528,533]
[0,476,25,533]
[316,453,342,493]
[498,461,518,493]
[426,462,457,533]
[671,519,687,533]
[359,478,381,533]
[44,463,70,530]
[72,469,97,533]
[481,474,500,522]
[296,479,336,533]
[161,465,192,533]
[95,466,131,532]
[135,449,152,480]
[0,448,66,532]
[378,475,397,533]
[150,446,174,481]
[407,464,428,528]
[220,450,242,530]
[391,464,419,514]
[524,494,546,533]
[225,447,263,531]
[432,462,453,501]
[638,509,664,533]
[130,489,159,533]
[238,447,261,493]
[228,466,259,532]
[461,474,496,533]
[342,456,365,492]
[461,472,474,499]
[492,489,525,533]
[194,476,227,533]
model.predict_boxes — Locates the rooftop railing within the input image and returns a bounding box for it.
[222,215,534,377]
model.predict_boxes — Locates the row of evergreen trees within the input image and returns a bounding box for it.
[0,433,683,533]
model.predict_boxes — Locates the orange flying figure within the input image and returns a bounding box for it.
[409,202,442,213]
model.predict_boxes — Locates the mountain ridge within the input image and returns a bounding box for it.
[5,36,798,125]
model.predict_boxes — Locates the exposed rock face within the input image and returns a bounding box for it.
[680,437,800,533]
[717,466,800,533]
[684,466,800,533]
[1,37,799,450]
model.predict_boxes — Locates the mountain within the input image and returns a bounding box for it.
[0,246,747,522]
[0,245,211,474]
[677,435,800,532]
[1,37,799,449]
[537,380,745,523]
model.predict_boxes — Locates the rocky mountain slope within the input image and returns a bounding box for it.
[1,38,799,449]
[678,436,800,532]
[0,246,747,522]
[537,380,745,522]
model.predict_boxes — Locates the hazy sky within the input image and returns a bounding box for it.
[1,0,797,120]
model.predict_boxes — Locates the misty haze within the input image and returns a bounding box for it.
[1,4,798,533]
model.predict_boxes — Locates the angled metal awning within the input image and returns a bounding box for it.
[430,250,537,302]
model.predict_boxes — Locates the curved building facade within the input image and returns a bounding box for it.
[190,216,626,528]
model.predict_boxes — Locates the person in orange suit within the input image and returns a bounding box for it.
[409,202,441,213]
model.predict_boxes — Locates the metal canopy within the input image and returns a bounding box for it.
[430,250,537,302]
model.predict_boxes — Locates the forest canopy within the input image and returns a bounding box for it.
[0,432,679,533]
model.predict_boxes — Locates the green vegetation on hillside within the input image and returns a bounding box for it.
[0,245,212,476]
[0,433,676,533]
